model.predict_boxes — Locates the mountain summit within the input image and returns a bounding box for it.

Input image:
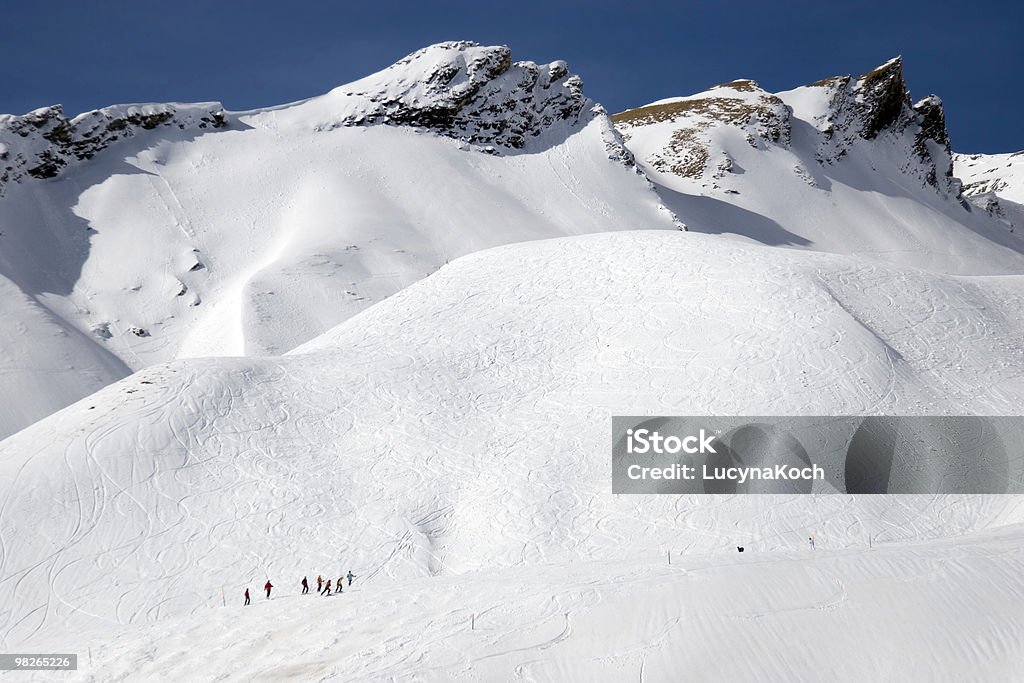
[809,57,956,194]
[308,41,594,150]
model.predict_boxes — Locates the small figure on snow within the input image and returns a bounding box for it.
[347,571,356,587]
[302,576,309,594]
[264,580,273,599]
[322,579,332,596]
[244,588,250,606]
[317,575,323,593]
[809,536,815,550]
[337,577,344,592]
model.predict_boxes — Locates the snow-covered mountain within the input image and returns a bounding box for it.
[3,42,1024,680]
[0,41,677,440]
[612,57,1024,273]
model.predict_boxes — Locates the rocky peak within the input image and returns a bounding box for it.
[0,102,228,193]
[319,41,594,151]
[815,58,913,154]
[911,95,955,191]
[853,57,913,139]
[813,57,957,195]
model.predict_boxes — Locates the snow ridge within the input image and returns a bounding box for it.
[0,42,613,197]
[0,103,227,192]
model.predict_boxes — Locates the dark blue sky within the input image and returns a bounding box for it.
[2,1,1020,152]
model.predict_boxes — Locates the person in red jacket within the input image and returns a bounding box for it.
[264,580,273,599]
[321,579,332,596]
[244,588,250,606]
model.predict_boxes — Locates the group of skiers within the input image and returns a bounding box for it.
[244,571,356,605]
[302,572,356,596]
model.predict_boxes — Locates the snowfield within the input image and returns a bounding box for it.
[3,231,1024,679]
[43,531,1024,681]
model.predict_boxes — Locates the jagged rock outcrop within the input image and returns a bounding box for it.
[318,41,595,152]
[811,58,957,195]
[0,103,227,193]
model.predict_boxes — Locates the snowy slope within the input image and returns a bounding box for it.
[955,150,1024,205]
[38,529,1024,681]
[613,59,1024,274]
[954,150,1024,238]
[3,231,1024,673]
[0,42,676,440]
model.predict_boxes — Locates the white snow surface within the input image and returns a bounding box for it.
[3,231,1024,679]
[954,150,1024,238]
[955,150,1024,205]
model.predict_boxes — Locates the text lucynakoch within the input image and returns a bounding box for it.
[626,463,826,484]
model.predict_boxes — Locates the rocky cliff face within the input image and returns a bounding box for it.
[0,103,228,193]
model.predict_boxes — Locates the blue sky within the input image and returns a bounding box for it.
[2,1,1020,152]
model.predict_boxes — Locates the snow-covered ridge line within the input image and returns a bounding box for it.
[0,41,613,194]
[0,102,227,191]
